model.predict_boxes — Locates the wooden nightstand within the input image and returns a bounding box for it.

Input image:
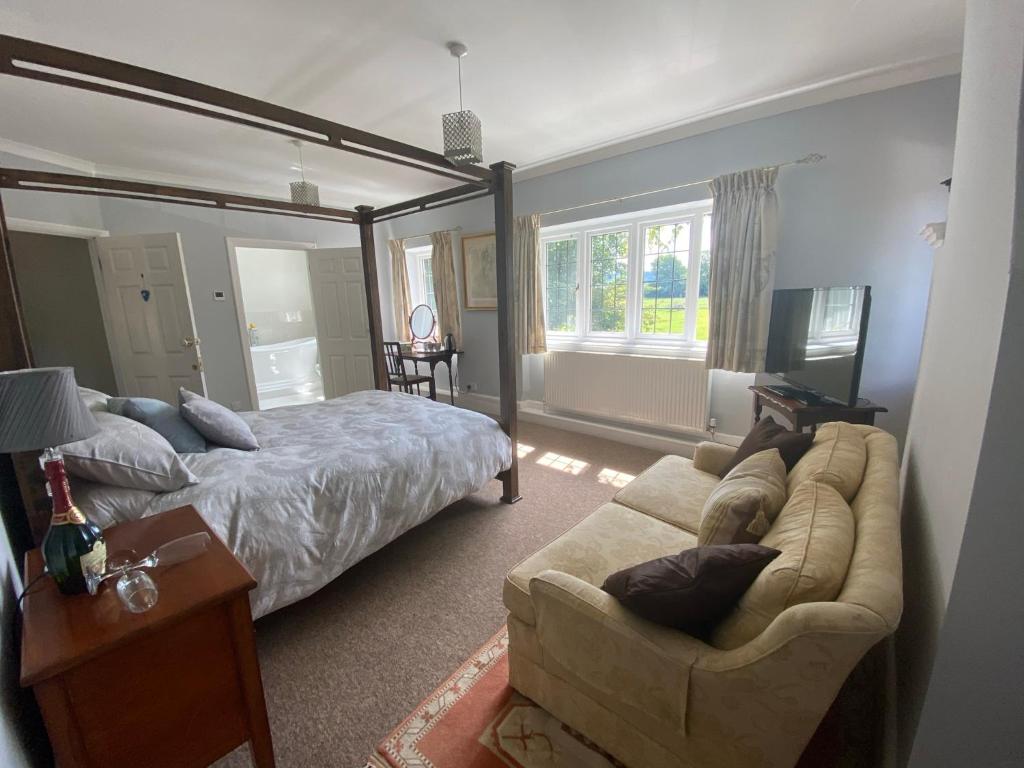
[20,505,275,768]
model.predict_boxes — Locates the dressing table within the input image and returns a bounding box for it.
[396,304,462,405]
[402,346,461,405]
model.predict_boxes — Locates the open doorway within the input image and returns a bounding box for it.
[226,239,324,410]
[8,225,207,404]
[8,230,118,393]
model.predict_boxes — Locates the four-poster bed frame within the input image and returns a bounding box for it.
[0,35,521,549]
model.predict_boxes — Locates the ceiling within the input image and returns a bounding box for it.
[0,0,964,209]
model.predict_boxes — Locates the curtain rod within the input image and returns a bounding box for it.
[392,226,463,242]
[538,153,825,218]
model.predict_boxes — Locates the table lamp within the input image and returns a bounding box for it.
[0,367,106,595]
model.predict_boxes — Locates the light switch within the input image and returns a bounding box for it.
[213,290,226,301]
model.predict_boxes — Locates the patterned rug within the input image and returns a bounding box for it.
[366,627,624,768]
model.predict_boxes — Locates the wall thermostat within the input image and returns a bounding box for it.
[213,290,226,301]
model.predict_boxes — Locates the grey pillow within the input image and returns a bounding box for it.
[60,411,199,492]
[179,388,259,451]
[108,396,207,453]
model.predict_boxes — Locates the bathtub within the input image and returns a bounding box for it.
[249,336,324,408]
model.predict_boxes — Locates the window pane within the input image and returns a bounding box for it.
[422,257,437,313]
[544,238,578,332]
[589,231,629,333]
[822,288,856,333]
[641,222,689,334]
[696,212,712,342]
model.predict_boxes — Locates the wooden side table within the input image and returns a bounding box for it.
[21,505,275,768]
[750,385,887,433]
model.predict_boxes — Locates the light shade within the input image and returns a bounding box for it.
[0,367,99,452]
[442,109,483,166]
[290,180,320,207]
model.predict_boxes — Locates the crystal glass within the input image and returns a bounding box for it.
[116,569,159,613]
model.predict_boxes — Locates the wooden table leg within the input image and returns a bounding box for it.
[753,393,763,424]
[446,360,455,405]
[227,597,275,768]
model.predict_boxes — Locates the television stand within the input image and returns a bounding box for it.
[750,385,887,433]
[762,384,835,407]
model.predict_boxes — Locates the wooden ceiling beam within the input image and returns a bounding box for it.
[0,168,361,224]
[0,35,493,187]
[370,181,493,221]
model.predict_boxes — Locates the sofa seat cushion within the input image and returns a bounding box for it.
[712,480,855,649]
[504,501,697,626]
[613,455,720,534]
[787,421,867,502]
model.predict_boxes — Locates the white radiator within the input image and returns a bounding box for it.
[543,351,710,433]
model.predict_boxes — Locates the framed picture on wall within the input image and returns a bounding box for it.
[461,232,497,310]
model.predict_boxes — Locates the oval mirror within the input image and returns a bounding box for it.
[409,304,436,341]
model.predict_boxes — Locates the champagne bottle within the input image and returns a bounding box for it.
[40,449,106,595]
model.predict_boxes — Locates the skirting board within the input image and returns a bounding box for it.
[437,389,743,457]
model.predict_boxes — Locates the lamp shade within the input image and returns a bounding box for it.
[0,367,99,452]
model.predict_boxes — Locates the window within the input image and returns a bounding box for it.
[541,201,713,355]
[406,245,436,313]
[544,237,578,332]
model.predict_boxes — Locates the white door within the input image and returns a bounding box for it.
[94,233,206,403]
[307,247,374,398]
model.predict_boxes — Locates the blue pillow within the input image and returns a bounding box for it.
[107,397,207,453]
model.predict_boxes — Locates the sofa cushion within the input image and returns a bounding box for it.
[711,480,855,649]
[787,421,867,502]
[602,543,781,636]
[613,455,719,534]
[698,449,787,546]
[504,501,697,626]
[720,416,813,477]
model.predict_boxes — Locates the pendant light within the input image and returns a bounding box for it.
[289,139,320,206]
[441,42,483,166]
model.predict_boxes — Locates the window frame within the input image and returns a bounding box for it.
[405,243,436,313]
[541,200,713,358]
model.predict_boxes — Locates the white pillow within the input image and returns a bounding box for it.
[78,386,111,413]
[73,478,156,528]
[61,411,198,492]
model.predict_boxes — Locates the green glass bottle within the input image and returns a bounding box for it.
[40,449,106,595]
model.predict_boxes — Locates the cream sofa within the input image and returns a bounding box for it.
[503,423,902,768]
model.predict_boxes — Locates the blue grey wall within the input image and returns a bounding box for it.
[382,76,960,445]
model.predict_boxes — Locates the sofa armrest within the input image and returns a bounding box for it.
[692,441,736,476]
[529,569,704,730]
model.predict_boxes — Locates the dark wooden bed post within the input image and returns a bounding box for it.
[355,205,388,391]
[491,161,521,504]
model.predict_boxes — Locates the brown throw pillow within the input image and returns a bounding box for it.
[720,416,813,478]
[602,544,782,637]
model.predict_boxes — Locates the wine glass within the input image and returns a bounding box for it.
[116,569,159,613]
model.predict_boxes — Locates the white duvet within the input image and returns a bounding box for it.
[77,390,512,618]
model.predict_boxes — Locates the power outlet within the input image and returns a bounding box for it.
[464,382,477,392]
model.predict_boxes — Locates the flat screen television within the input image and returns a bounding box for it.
[764,286,871,406]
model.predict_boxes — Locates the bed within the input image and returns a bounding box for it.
[75,390,512,618]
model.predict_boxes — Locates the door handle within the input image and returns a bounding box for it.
[182,336,201,348]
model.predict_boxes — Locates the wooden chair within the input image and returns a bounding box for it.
[384,342,436,400]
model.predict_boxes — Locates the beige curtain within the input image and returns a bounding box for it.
[388,238,412,343]
[430,230,462,348]
[514,214,547,355]
[705,167,779,373]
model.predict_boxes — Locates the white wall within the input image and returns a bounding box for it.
[900,1,1024,763]
[381,76,959,444]
[235,247,317,346]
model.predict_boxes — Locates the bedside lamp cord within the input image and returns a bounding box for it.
[17,570,48,607]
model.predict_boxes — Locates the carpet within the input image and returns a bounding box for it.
[214,421,664,768]
[367,627,623,768]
